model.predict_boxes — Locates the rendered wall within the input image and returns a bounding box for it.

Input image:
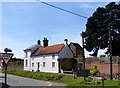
[31,54,59,73]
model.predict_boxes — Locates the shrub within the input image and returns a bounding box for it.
[87,77,93,82]
[45,74,63,81]
[90,65,100,76]
[58,58,77,70]
[8,62,12,66]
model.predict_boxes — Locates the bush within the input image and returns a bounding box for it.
[8,62,12,66]
[87,77,93,82]
[90,65,100,76]
[58,58,77,70]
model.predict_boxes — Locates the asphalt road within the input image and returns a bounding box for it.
[0,73,66,88]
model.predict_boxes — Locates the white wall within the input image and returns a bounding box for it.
[31,54,59,73]
[24,44,41,71]
[24,50,31,71]
[59,45,73,58]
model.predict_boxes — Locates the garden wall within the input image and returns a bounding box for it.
[2,65,23,70]
[7,65,23,70]
[85,62,120,74]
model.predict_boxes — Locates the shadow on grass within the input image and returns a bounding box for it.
[1,83,10,88]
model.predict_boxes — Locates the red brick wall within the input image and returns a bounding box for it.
[7,65,23,70]
[69,44,76,57]
[69,43,83,58]
[85,62,120,74]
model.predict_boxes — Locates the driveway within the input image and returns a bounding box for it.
[0,73,66,88]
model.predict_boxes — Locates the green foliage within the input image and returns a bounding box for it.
[87,77,93,82]
[17,61,21,65]
[84,2,120,56]
[4,70,119,86]
[90,80,119,86]
[93,65,97,69]
[45,74,62,81]
[58,58,77,70]
[90,65,100,76]
[6,69,63,81]
[8,61,23,66]
[8,62,12,65]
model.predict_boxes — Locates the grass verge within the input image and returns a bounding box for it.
[2,69,119,87]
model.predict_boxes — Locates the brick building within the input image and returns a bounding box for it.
[69,42,83,58]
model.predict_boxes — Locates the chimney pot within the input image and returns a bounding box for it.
[37,40,40,45]
[43,38,48,47]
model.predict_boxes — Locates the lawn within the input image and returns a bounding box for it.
[2,69,119,87]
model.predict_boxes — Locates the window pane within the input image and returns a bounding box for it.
[52,62,55,67]
[43,62,45,67]
[26,52,28,58]
[26,60,28,67]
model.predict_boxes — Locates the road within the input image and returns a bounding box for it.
[0,73,66,88]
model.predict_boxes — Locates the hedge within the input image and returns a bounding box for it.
[58,58,77,70]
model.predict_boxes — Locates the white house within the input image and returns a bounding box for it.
[24,38,74,73]
[24,40,41,71]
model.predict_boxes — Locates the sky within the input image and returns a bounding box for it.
[0,0,115,59]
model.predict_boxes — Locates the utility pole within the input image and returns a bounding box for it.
[109,24,112,80]
[81,32,86,80]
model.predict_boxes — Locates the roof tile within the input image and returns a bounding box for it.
[32,43,64,56]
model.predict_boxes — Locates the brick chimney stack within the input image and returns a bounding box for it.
[37,40,41,45]
[64,39,68,46]
[43,37,48,47]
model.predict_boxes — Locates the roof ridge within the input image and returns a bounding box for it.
[45,43,64,48]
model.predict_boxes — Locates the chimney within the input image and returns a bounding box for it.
[64,39,68,46]
[43,37,48,47]
[37,40,40,45]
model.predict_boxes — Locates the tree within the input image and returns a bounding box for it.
[83,2,120,56]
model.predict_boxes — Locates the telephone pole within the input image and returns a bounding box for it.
[109,24,112,80]
[81,32,86,80]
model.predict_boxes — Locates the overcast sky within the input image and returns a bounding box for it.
[1,1,113,58]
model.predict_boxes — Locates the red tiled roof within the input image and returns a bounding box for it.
[32,43,65,56]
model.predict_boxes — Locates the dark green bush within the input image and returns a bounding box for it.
[58,58,77,70]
